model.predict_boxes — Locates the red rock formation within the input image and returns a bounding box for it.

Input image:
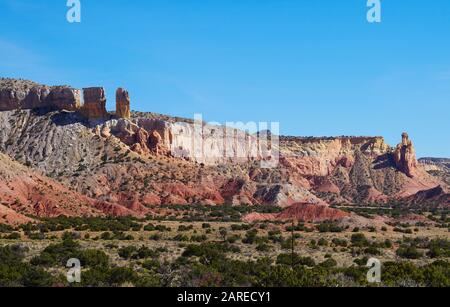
[130,128,151,155]
[148,130,170,155]
[0,81,81,111]
[0,153,150,225]
[243,202,350,223]
[276,202,350,222]
[0,204,34,226]
[47,87,81,111]
[81,87,108,119]
[403,186,450,207]
[116,88,131,119]
[393,132,418,177]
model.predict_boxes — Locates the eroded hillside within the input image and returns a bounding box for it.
[0,78,448,224]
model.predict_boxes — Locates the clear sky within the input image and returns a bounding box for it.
[1,0,449,157]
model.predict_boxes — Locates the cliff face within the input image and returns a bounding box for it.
[0,78,447,226]
[81,87,108,119]
[279,136,390,178]
[419,157,450,186]
[96,118,266,164]
[0,108,447,225]
[0,79,122,120]
[0,78,81,112]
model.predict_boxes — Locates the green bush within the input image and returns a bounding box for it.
[351,233,369,247]
[396,246,423,259]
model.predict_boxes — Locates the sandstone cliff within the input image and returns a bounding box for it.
[0,78,448,226]
[0,78,81,112]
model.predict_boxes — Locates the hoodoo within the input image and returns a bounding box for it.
[393,132,418,178]
[116,88,131,119]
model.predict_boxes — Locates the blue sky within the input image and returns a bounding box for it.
[1,0,449,157]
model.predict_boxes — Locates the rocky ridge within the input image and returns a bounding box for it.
[0,78,448,224]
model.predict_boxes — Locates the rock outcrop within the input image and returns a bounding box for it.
[81,87,108,119]
[393,132,418,177]
[243,202,350,222]
[419,157,450,186]
[0,78,81,112]
[0,150,153,224]
[116,88,131,119]
[47,87,82,111]
[0,78,448,226]
[403,185,450,208]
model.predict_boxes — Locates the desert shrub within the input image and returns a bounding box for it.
[30,238,81,267]
[149,234,162,241]
[364,246,381,256]
[172,234,190,242]
[81,266,137,287]
[100,232,112,240]
[383,239,393,249]
[231,224,251,231]
[155,225,171,232]
[226,234,241,244]
[332,238,348,247]
[118,246,157,260]
[280,236,298,250]
[0,224,14,233]
[242,229,258,244]
[27,232,46,240]
[143,224,156,231]
[351,233,369,247]
[39,216,141,232]
[79,249,109,267]
[256,243,271,252]
[382,261,424,286]
[4,232,20,240]
[113,232,134,241]
[0,245,56,287]
[133,273,161,287]
[317,222,344,233]
[343,266,368,285]
[394,227,413,234]
[353,257,369,266]
[190,235,207,242]
[178,225,194,232]
[276,253,315,267]
[182,243,239,264]
[318,238,328,247]
[396,246,423,259]
[20,267,55,287]
[320,258,337,268]
[427,239,450,258]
